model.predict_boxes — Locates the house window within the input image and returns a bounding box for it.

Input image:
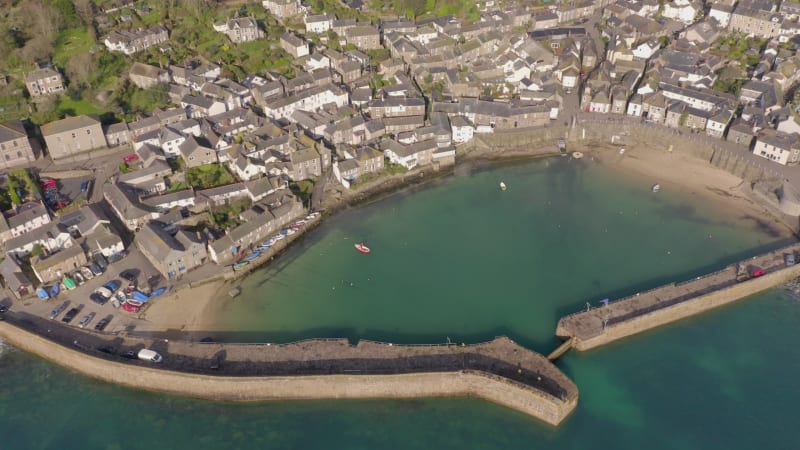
[71,133,76,138]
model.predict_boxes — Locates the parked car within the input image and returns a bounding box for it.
[62,307,81,323]
[89,263,103,276]
[90,293,107,305]
[94,316,112,331]
[80,180,91,192]
[97,345,116,355]
[123,154,139,163]
[121,350,137,359]
[80,266,94,280]
[95,253,109,270]
[137,348,163,363]
[120,270,136,282]
[72,271,85,285]
[749,266,766,278]
[40,178,56,189]
[103,280,121,294]
[77,312,96,329]
[94,286,113,299]
[49,301,70,320]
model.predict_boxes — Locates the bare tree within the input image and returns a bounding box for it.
[65,52,93,88]
[181,0,213,20]
[20,35,53,64]
[23,0,62,42]
[73,0,96,26]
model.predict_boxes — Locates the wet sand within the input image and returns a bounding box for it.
[587,142,793,238]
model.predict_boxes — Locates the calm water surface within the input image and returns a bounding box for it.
[2,158,798,449]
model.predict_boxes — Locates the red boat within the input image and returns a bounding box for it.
[355,242,371,254]
[121,302,140,313]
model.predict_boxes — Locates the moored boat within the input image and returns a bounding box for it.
[246,251,262,261]
[499,181,507,191]
[233,261,249,270]
[652,183,661,193]
[36,288,50,300]
[355,242,371,254]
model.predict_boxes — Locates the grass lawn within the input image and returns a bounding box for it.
[56,96,102,116]
[186,164,237,189]
[168,182,189,192]
[385,161,408,175]
[53,28,96,68]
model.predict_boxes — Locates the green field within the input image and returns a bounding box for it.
[53,28,96,68]
[56,96,102,116]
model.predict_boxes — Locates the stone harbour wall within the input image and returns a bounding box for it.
[558,259,800,351]
[0,322,577,426]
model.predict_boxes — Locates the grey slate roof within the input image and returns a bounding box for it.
[7,202,49,230]
[40,115,100,136]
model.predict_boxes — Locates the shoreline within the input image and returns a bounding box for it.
[140,136,795,333]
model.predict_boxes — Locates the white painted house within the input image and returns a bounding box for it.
[633,40,660,60]
[450,115,474,143]
[305,14,333,33]
[753,130,800,166]
[662,0,700,25]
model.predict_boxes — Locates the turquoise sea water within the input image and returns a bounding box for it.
[2,158,799,449]
[219,157,787,347]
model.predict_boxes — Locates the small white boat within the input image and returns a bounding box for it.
[652,183,661,193]
[500,181,507,191]
[619,148,626,155]
[572,151,584,159]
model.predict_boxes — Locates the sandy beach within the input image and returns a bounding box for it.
[140,280,231,332]
[583,141,794,238]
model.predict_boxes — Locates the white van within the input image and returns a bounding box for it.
[137,349,163,363]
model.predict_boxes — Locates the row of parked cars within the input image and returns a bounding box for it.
[48,301,112,331]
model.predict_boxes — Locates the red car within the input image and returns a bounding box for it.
[40,179,56,189]
[123,154,139,163]
[121,302,140,313]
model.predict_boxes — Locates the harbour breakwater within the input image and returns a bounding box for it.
[0,316,578,426]
[556,242,800,351]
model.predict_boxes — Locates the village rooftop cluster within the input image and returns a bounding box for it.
[3,0,800,304]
